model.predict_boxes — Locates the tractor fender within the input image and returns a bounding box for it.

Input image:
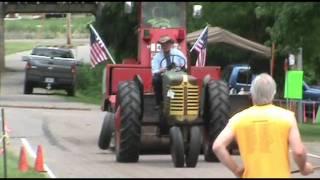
[133,75,144,121]
[133,75,144,95]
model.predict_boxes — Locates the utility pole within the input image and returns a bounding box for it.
[296,48,303,123]
[42,13,45,39]
[270,43,275,77]
[66,13,72,47]
[0,2,5,92]
[0,2,4,72]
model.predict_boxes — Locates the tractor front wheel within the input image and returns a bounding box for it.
[185,126,201,167]
[98,112,115,150]
[170,126,185,167]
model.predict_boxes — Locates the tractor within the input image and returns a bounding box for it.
[98,2,249,167]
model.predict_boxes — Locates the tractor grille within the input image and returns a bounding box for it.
[169,76,199,121]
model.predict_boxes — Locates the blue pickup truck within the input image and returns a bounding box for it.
[222,64,254,93]
[222,64,320,100]
[303,82,320,101]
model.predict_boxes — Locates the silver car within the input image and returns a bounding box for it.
[22,46,80,96]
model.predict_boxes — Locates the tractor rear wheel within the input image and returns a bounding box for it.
[170,126,185,167]
[185,126,201,167]
[98,112,115,150]
[203,80,230,162]
[115,81,142,162]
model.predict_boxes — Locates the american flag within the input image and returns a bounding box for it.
[191,25,208,67]
[89,24,115,67]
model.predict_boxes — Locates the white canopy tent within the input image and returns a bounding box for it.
[187,26,272,59]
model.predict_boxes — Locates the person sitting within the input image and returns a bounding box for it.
[151,35,186,110]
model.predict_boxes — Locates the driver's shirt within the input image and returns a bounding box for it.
[151,48,186,74]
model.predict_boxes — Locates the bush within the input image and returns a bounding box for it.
[76,64,105,103]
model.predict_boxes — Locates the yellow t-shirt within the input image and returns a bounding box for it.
[230,104,294,178]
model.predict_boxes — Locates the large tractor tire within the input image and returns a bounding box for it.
[170,126,185,168]
[185,126,201,168]
[203,80,230,162]
[98,112,115,150]
[115,81,142,162]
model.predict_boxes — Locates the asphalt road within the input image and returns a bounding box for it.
[0,39,319,178]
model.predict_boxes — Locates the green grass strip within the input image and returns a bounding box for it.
[0,147,47,178]
[298,122,320,142]
[5,42,37,55]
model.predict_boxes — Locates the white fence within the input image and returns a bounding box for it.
[273,99,319,124]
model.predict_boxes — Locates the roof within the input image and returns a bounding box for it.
[187,26,271,59]
[34,46,72,52]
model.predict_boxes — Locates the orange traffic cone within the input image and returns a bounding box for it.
[18,145,29,172]
[34,145,46,172]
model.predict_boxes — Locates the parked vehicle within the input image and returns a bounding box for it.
[22,46,81,96]
[303,82,320,101]
[222,64,255,93]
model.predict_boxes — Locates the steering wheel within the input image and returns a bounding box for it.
[160,54,186,72]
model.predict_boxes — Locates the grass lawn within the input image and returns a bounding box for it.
[0,148,47,178]
[5,42,37,55]
[298,122,320,142]
[65,92,101,105]
[5,15,94,39]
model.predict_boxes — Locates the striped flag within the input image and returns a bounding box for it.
[89,24,115,68]
[190,25,208,67]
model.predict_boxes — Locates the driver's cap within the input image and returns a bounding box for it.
[158,35,174,44]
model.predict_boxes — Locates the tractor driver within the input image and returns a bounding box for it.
[151,35,187,110]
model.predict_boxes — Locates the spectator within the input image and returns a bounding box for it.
[212,73,314,178]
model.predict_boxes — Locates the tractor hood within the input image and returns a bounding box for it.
[162,71,198,87]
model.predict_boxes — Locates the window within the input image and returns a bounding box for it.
[237,69,252,84]
[141,2,186,28]
[32,48,74,58]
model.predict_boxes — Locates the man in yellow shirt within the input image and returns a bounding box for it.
[212,73,314,178]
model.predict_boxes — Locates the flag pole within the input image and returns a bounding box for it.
[89,24,116,64]
[190,25,208,52]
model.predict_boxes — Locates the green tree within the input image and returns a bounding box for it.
[93,2,320,85]
[255,2,320,84]
[188,2,271,72]
[95,2,138,63]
